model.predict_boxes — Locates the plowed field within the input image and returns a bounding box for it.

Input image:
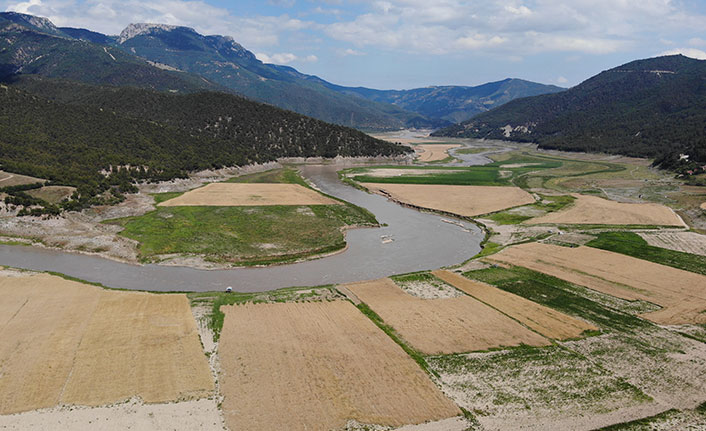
[158,183,338,206]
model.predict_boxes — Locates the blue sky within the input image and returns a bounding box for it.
[4,0,706,89]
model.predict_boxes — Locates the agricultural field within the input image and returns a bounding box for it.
[360,183,535,217]
[25,185,76,204]
[0,270,213,415]
[158,183,338,207]
[0,170,44,188]
[485,242,706,324]
[218,301,460,430]
[414,144,461,162]
[432,270,597,339]
[344,277,548,355]
[525,194,686,226]
[638,231,706,256]
[106,168,377,266]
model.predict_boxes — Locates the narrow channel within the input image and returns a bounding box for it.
[0,164,482,292]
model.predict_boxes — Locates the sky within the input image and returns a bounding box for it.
[3,0,706,89]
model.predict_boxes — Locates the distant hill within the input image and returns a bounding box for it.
[433,55,706,166]
[0,13,223,93]
[322,78,564,124]
[0,76,409,212]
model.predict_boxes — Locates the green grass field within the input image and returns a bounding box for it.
[484,194,576,224]
[585,231,706,276]
[107,168,377,266]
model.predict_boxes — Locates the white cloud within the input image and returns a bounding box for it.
[339,48,365,56]
[557,76,568,84]
[659,48,706,60]
[256,52,318,64]
[688,37,706,47]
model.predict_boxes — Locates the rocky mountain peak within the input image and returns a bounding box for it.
[118,23,196,44]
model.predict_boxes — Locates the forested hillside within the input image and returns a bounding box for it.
[0,79,408,213]
[434,55,706,168]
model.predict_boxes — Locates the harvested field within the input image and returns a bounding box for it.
[638,231,706,257]
[415,144,460,162]
[344,278,548,355]
[432,270,597,339]
[0,271,213,415]
[0,171,43,187]
[525,194,685,226]
[158,183,339,206]
[485,242,706,324]
[219,301,460,430]
[26,186,76,204]
[360,183,535,217]
[349,168,450,178]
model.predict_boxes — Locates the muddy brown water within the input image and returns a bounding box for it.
[0,165,482,292]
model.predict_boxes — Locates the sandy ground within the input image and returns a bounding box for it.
[702,202,706,210]
[344,278,548,355]
[361,183,535,217]
[525,193,686,226]
[415,144,461,162]
[486,242,706,324]
[392,278,462,299]
[433,270,597,339]
[0,399,223,430]
[639,231,706,256]
[0,270,213,415]
[0,171,43,187]
[219,301,460,430]
[158,182,339,206]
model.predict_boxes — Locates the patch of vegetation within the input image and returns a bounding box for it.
[484,194,575,225]
[463,266,652,332]
[189,285,338,341]
[356,302,436,377]
[586,231,706,276]
[473,241,503,259]
[152,191,184,204]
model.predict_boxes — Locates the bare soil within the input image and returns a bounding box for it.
[25,186,76,204]
[0,270,214,415]
[344,278,548,355]
[526,194,686,226]
[433,270,597,339]
[362,183,535,217]
[638,231,706,256]
[0,171,43,187]
[218,301,460,430]
[486,242,706,324]
[158,183,339,207]
[415,144,460,162]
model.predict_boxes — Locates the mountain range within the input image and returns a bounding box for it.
[434,55,706,166]
[0,12,562,130]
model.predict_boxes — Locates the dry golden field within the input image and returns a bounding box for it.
[218,301,460,430]
[432,270,597,339]
[0,272,213,415]
[361,183,535,217]
[415,144,460,162]
[485,243,706,324]
[26,186,76,204]
[525,194,685,226]
[158,183,339,206]
[0,171,43,187]
[344,278,548,355]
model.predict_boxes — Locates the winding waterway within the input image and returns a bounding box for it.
[0,164,483,292]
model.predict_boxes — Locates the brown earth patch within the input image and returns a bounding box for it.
[218,301,460,430]
[0,171,44,187]
[344,278,548,355]
[525,194,685,226]
[638,231,706,256]
[361,183,535,217]
[415,144,460,162]
[432,270,597,339]
[485,242,706,324]
[158,183,339,206]
[0,271,213,415]
[26,186,76,204]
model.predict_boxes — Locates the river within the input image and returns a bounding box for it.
[0,164,483,292]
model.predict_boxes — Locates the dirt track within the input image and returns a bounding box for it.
[485,243,706,324]
[0,271,213,415]
[158,183,339,206]
[432,270,597,339]
[344,278,548,354]
[219,301,460,430]
[526,194,685,226]
[361,183,535,217]
[415,144,460,162]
